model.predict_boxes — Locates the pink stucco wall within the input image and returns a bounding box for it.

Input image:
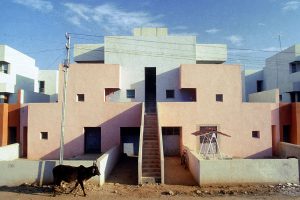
[28,64,141,159]
[158,64,279,158]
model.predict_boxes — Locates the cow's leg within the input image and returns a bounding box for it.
[78,180,86,196]
[69,181,79,195]
[52,179,61,197]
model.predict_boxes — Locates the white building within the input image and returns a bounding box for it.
[74,27,227,104]
[0,45,59,103]
[244,44,300,102]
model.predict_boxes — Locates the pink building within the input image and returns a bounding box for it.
[26,28,280,183]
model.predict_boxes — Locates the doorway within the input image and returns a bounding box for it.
[145,67,156,113]
[120,127,140,156]
[283,125,291,143]
[84,127,101,153]
[162,127,181,156]
[23,127,28,158]
[8,127,17,144]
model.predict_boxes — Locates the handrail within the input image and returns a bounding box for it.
[157,103,165,184]
[138,102,145,184]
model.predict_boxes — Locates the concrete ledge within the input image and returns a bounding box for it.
[188,150,299,185]
[0,145,121,187]
[0,143,19,161]
[279,142,300,159]
[98,145,120,186]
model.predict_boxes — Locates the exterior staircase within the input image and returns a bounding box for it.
[141,112,161,183]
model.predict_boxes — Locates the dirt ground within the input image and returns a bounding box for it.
[164,157,197,186]
[1,182,300,200]
[1,156,299,199]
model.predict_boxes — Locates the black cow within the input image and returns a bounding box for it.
[52,161,100,197]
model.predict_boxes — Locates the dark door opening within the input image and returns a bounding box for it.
[283,125,291,143]
[162,127,181,156]
[8,127,17,144]
[145,67,156,113]
[120,127,140,156]
[84,127,101,153]
[23,127,28,158]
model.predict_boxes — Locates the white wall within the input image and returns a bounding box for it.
[264,45,300,102]
[105,35,196,102]
[0,145,121,186]
[186,149,299,185]
[249,89,279,103]
[38,70,59,96]
[0,45,39,93]
[98,145,120,186]
[244,69,263,102]
[0,143,19,161]
[196,44,227,63]
[74,44,104,62]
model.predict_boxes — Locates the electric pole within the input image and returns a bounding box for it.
[59,32,70,165]
[278,35,282,51]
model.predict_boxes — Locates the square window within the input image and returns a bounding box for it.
[0,62,9,74]
[38,81,45,93]
[216,94,223,102]
[41,132,48,140]
[252,131,260,138]
[77,94,84,102]
[166,90,175,98]
[126,90,135,98]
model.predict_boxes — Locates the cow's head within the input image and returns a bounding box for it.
[92,161,100,176]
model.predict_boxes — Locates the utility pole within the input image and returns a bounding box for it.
[278,35,282,51]
[59,32,71,165]
[276,34,282,88]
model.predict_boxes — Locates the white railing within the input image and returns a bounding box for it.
[157,103,165,184]
[138,102,145,184]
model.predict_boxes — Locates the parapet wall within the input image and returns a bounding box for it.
[188,150,299,185]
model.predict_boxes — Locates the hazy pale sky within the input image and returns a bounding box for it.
[0,0,299,70]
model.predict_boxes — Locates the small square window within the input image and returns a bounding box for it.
[166,90,175,99]
[0,62,9,74]
[126,90,135,98]
[38,81,45,93]
[77,94,85,102]
[41,132,48,140]
[216,94,223,102]
[252,131,260,138]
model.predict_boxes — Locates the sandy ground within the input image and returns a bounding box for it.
[1,156,299,199]
[164,157,197,186]
[0,182,300,200]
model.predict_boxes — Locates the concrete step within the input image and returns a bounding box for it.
[143,140,158,144]
[143,145,159,149]
[143,155,160,159]
[143,151,159,156]
[142,163,160,168]
[141,177,158,184]
[142,167,161,173]
[142,172,161,177]
[143,136,158,140]
[142,159,160,166]
[143,132,158,136]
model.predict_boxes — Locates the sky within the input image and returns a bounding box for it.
[0,0,300,70]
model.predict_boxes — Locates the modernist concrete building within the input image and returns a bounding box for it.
[0,45,59,152]
[244,45,300,145]
[27,28,279,183]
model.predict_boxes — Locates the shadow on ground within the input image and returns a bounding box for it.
[0,184,53,196]
[164,156,197,186]
[106,154,138,185]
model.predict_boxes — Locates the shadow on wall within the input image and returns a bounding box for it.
[245,148,273,159]
[130,67,196,102]
[40,104,142,160]
[74,46,104,62]
[15,75,35,92]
